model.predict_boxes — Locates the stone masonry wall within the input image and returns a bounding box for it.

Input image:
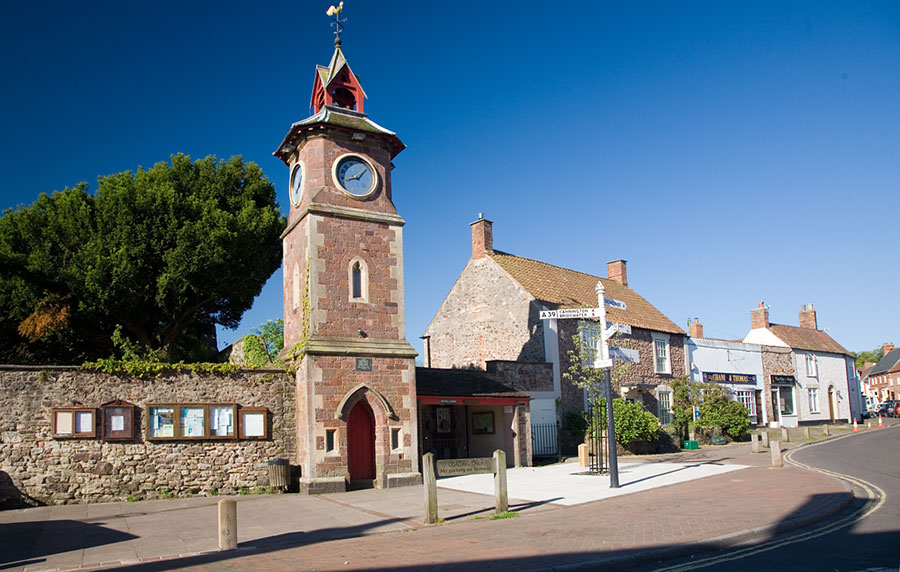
[0,366,295,508]
[424,257,544,368]
[486,360,553,392]
[555,321,687,417]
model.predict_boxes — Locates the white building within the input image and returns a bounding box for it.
[685,327,768,427]
[743,303,861,426]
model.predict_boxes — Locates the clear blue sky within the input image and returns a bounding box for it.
[2,1,898,357]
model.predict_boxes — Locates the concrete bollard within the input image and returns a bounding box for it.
[423,452,438,524]
[803,426,811,439]
[823,424,830,436]
[493,449,508,514]
[218,499,237,551]
[781,427,789,443]
[577,443,589,467]
[760,431,770,448]
[770,440,783,468]
[751,433,760,453]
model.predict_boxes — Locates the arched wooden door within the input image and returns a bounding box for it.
[347,400,376,481]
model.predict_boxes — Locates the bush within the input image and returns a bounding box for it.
[594,398,660,446]
[699,398,750,438]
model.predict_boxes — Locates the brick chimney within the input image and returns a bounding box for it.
[470,214,493,259]
[798,304,818,330]
[884,343,895,355]
[607,259,628,286]
[689,319,704,339]
[751,302,769,330]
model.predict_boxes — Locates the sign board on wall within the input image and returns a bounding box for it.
[609,346,640,363]
[702,372,757,384]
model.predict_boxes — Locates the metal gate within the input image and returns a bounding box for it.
[531,422,559,458]
[589,406,607,474]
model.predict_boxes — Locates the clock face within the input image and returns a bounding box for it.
[334,155,377,197]
[290,163,303,206]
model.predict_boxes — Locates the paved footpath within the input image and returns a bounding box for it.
[1,428,871,572]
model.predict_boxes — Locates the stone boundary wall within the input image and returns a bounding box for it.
[0,366,295,508]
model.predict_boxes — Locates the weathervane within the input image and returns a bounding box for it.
[326,1,346,46]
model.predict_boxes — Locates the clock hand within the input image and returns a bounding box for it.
[348,168,367,181]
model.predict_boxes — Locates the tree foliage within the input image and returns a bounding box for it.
[855,347,885,369]
[251,318,284,357]
[594,398,660,445]
[0,154,285,363]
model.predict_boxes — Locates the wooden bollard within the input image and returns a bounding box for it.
[493,449,508,514]
[760,431,770,448]
[781,427,789,443]
[770,440,783,468]
[823,424,830,436]
[423,452,438,524]
[751,433,760,453]
[577,443,589,467]
[803,426,811,439]
[218,499,237,550]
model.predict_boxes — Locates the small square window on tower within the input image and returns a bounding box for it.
[391,427,401,450]
[326,429,337,453]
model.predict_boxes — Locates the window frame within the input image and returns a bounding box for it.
[657,388,673,425]
[651,333,671,375]
[808,388,820,413]
[805,353,818,378]
[734,390,756,416]
[348,256,369,303]
[51,407,97,439]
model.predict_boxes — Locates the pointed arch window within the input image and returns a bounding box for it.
[349,257,369,303]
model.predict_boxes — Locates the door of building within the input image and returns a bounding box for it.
[828,386,836,421]
[347,401,375,481]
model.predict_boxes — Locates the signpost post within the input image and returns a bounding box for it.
[538,281,623,489]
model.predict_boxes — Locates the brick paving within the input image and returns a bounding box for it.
[1,436,862,572]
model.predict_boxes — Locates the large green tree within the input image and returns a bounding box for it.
[855,347,885,369]
[0,154,285,363]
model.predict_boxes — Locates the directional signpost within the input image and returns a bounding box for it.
[539,282,623,488]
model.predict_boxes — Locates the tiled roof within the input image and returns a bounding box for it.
[768,324,852,356]
[416,367,531,398]
[489,251,685,335]
[870,348,900,376]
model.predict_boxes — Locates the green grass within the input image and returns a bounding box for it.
[489,511,519,520]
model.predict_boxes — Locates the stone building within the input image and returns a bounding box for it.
[423,217,687,428]
[272,36,420,493]
[743,303,862,426]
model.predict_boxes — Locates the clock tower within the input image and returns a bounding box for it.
[274,31,420,493]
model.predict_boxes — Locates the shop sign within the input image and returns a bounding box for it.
[702,372,757,384]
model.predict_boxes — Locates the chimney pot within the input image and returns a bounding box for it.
[470,216,494,259]
[607,259,628,286]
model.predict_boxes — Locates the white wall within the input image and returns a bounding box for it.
[792,350,854,423]
[686,338,767,424]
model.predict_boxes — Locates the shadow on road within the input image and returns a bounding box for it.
[104,490,883,572]
[0,520,137,571]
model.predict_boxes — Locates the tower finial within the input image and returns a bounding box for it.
[326,1,346,46]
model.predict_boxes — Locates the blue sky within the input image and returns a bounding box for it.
[2,1,898,357]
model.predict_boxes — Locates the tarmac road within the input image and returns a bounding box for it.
[633,424,900,572]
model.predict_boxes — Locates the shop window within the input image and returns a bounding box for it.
[52,407,96,438]
[775,386,794,416]
[239,408,269,439]
[147,404,237,440]
[735,390,755,416]
[101,400,135,441]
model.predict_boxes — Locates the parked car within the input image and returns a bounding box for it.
[875,401,899,418]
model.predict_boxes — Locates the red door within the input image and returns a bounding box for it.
[347,401,375,480]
